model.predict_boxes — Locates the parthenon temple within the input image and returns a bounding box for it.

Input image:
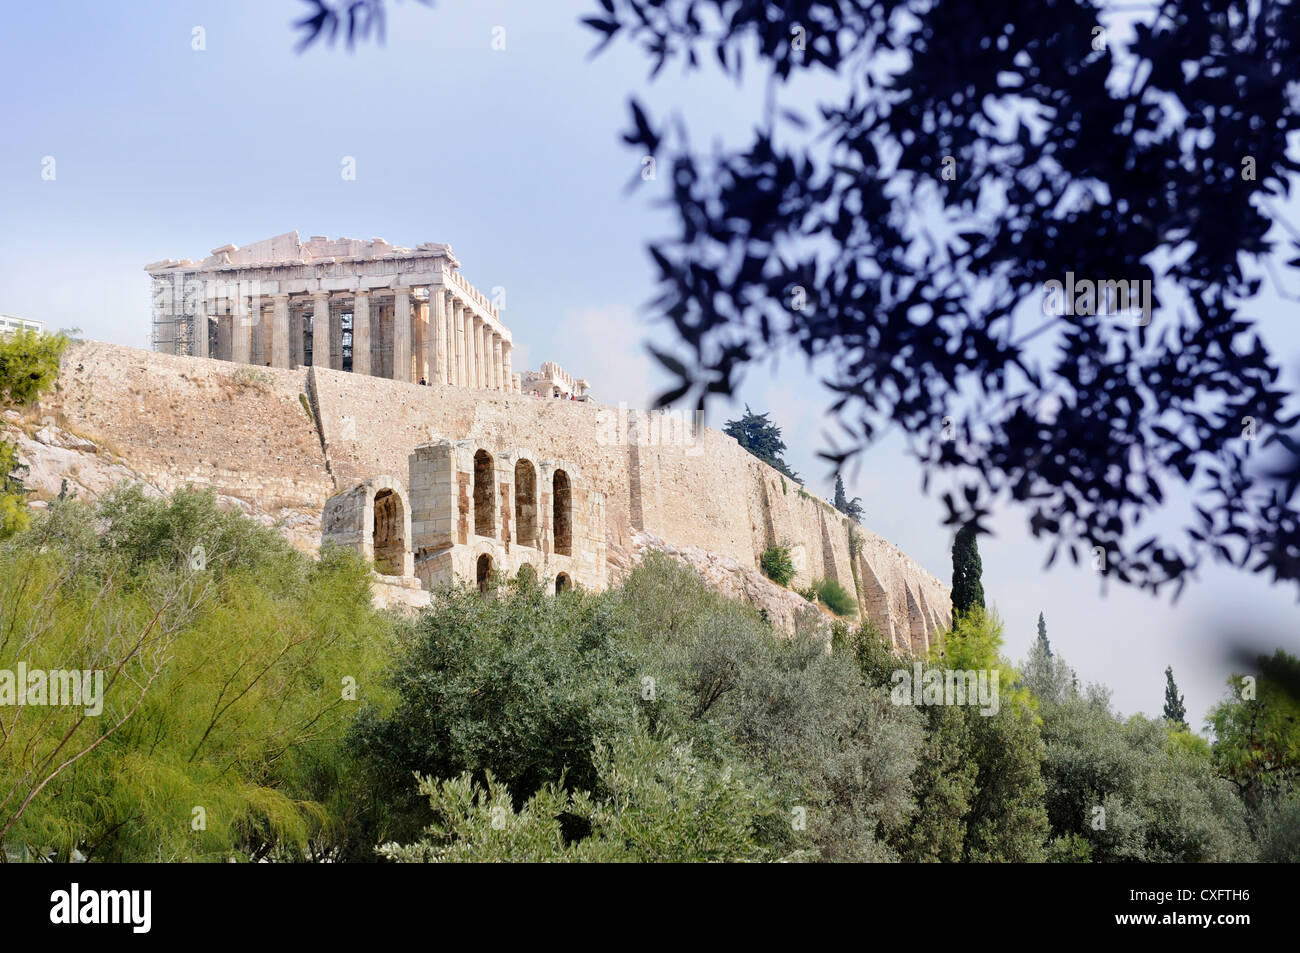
[145,231,519,391]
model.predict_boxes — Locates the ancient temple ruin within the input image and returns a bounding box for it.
[522,361,590,400]
[146,231,518,390]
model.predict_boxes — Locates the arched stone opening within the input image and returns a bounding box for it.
[553,469,572,556]
[515,459,538,547]
[555,572,571,594]
[474,449,495,538]
[372,488,405,575]
[476,553,493,595]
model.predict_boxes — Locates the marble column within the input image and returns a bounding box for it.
[470,316,482,388]
[353,291,371,376]
[216,306,232,361]
[429,285,446,385]
[465,314,475,388]
[474,314,484,387]
[492,335,503,390]
[311,292,331,367]
[392,288,411,382]
[502,341,513,393]
[443,291,456,384]
[193,296,209,359]
[413,295,427,382]
[292,300,305,367]
[271,294,290,368]
[331,298,344,371]
[232,295,252,365]
[463,308,475,387]
[454,300,466,387]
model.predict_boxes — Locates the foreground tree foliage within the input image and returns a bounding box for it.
[0,486,393,861]
[357,554,922,862]
[351,554,1293,863]
[1207,649,1300,803]
[1,480,1287,861]
[380,726,791,863]
[1039,698,1251,862]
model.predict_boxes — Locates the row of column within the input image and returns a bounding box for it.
[192,285,515,391]
[425,285,514,391]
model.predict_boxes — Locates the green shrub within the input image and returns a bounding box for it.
[759,544,795,586]
[813,577,857,616]
[796,585,818,602]
[379,724,790,863]
[0,486,393,862]
[360,551,923,862]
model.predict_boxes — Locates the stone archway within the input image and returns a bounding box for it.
[555,572,571,594]
[372,487,405,575]
[515,459,538,547]
[476,553,493,594]
[552,469,572,556]
[474,449,495,538]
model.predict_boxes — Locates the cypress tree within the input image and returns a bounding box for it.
[1037,612,1051,658]
[950,522,985,619]
[831,473,865,522]
[1163,666,1188,729]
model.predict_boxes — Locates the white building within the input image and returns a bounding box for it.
[0,314,44,335]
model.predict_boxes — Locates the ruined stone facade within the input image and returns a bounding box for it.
[321,475,429,610]
[323,440,605,598]
[44,340,951,649]
[521,361,590,400]
[146,232,519,391]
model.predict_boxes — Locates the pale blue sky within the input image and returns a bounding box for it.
[1,0,1296,727]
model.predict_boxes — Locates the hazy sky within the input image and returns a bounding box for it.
[2,0,1296,727]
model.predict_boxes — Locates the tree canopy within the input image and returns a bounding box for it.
[833,474,865,523]
[723,405,801,481]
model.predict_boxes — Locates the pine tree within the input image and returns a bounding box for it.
[1163,666,1188,730]
[950,523,985,620]
[722,405,800,482]
[1037,612,1051,658]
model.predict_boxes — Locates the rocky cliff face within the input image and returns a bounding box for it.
[630,531,836,640]
[4,411,322,553]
